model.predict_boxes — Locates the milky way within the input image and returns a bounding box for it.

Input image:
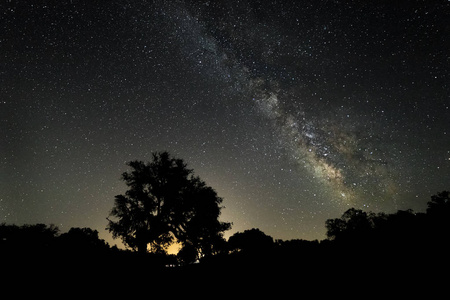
[2,0,449,244]
[251,85,399,206]
[172,0,432,208]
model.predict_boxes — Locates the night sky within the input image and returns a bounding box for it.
[2,0,449,247]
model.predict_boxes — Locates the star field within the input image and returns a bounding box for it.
[1,0,449,245]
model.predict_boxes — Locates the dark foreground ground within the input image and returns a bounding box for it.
[3,244,447,297]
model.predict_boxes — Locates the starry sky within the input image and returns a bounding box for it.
[1,0,449,246]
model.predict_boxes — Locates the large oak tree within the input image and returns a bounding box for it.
[107,152,231,259]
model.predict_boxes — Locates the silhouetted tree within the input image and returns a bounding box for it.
[228,228,274,254]
[59,227,110,253]
[107,151,231,256]
[425,191,450,246]
[426,190,450,217]
[325,208,375,241]
[0,223,59,253]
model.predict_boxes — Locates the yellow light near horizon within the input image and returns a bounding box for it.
[167,242,182,255]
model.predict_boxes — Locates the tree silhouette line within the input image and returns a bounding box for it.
[2,152,449,278]
[2,191,449,271]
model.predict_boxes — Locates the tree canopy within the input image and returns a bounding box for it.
[107,151,231,260]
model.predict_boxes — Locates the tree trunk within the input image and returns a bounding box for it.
[136,231,147,253]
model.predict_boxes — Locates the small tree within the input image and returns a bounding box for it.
[228,228,274,254]
[107,151,231,256]
[426,191,450,216]
[59,227,110,253]
[426,191,450,239]
[325,208,375,241]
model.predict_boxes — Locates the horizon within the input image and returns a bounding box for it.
[2,190,442,253]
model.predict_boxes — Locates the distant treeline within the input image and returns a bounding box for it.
[219,191,450,265]
[2,191,449,274]
[0,225,110,254]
